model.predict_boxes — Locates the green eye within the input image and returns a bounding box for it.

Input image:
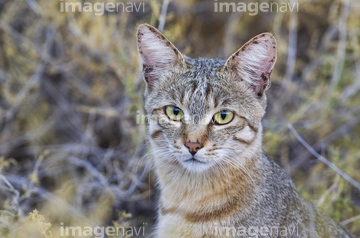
[213,110,234,125]
[164,106,184,121]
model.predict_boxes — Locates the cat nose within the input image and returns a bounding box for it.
[185,140,203,155]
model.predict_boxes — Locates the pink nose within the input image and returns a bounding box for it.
[185,140,203,155]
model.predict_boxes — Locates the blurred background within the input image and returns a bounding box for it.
[0,0,359,237]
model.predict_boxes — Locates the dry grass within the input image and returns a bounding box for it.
[0,0,359,237]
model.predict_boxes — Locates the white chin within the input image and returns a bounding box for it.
[180,160,213,173]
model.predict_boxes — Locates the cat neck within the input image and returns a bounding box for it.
[154,146,267,222]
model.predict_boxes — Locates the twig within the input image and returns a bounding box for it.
[0,174,20,215]
[69,156,109,186]
[283,0,298,86]
[223,13,242,57]
[158,0,171,32]
[287,115,360,173]
[317,174,340,207]
[341,214,360,226]
[26,0,41,15]
[330,0,351,91]
[287,123,360,191]
[301,27,337,82]
[1,26,55,121]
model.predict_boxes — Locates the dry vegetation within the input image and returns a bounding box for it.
[0,0,359,237]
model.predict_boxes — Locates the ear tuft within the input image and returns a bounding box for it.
[224,33,277,97]
[137,24,184,87]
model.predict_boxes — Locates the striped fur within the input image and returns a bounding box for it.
[137,24,353,238]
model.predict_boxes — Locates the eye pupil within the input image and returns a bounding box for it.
[213,110,234,125]
[220,111,227,120]
[164,106,184,121]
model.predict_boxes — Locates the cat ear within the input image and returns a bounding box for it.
[137,23,185,87]
[224,33,277,97]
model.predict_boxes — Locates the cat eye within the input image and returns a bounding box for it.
[213,110,234,125]
[164,106,184,121]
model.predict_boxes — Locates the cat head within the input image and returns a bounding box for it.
[137,23,276,173]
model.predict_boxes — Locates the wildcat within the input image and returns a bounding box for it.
[137,23,353,238]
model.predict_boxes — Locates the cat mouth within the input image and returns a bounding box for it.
[184,157,206,164]
[181,156,212,172]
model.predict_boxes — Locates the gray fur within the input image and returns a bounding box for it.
[137,23,354,238]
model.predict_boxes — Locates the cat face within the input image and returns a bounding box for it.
[137,24,276,173]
